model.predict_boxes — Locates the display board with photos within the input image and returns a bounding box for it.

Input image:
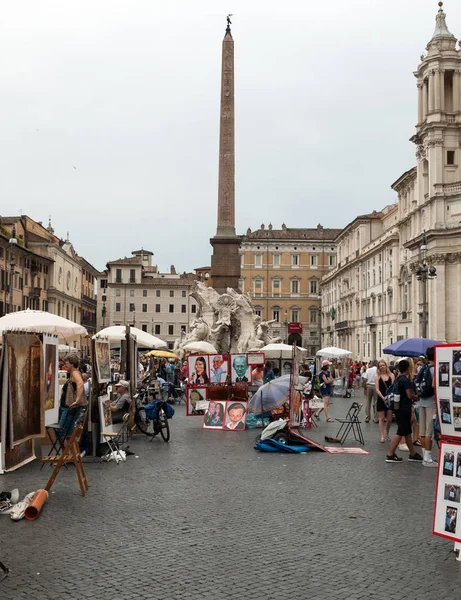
[187,353,265,387]
[433,441,461,542]
[435,344,461,440]
[202,400,248,431]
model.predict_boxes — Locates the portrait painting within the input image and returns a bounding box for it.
[440,400,452,424]
[444,484,461,504]
[444,451,455,476]
[187,387,207,416]
[231,354,250,384]
[203,400,227,430]
[439,362,450,387]
[95,340,110,383]
[44,342,57,411]
[224,401,247,431]
[209,354,228,384]
[7,333,44,445]
[453,351,461,376]
[445,506,458,534]
[188,355,210,386]
[453,377,461,404]
[454,407,461,432]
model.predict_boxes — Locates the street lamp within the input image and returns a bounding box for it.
[283,309,289,344]
[101,287,107,328]
[415,232,437,338]
[8,226,17,314]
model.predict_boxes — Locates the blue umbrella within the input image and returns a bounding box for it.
[383,337,440,358]
[248,375,291,414]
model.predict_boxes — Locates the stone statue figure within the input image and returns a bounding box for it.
[174,281,285,357]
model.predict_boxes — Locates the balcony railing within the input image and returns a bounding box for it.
[365,316,375,324]
[334,320,348,330]
[29,287,42,298]
[81,318,97,329]
[82,294,97,307]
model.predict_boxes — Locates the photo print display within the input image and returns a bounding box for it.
[231,354,250,383]
[439,362,450,387]
[440,400,451,424]
[225,401,247,431]
[434,441,461,542]
[188,355,210,385]
[203,400,227,430]
[444,484,461,503]
[209,354,228,384]
[443,451,455,476]
[454,407,461,432]
[187,387,208,416]
[453,351,461,376]
[453,377,461,403]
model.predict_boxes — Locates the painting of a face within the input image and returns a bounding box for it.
[233,356,247,378]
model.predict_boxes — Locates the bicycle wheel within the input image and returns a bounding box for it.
[158,408,170,442]
[135,408,156,437]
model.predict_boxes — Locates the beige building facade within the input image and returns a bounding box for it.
[321,5,461,360]
[240,224,341,355]
[97,250,198,349]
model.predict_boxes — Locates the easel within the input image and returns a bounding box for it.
[41,425,89,496]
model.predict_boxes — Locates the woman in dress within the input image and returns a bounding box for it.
[314,360,334,422]
[375,360,394,442]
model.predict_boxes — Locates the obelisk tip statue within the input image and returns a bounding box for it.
[210,15,241,293]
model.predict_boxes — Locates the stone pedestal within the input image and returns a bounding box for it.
[210,236,241,294]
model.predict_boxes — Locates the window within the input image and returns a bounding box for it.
[191,304,197,313]
[403,272,409,312]
[292,254,299,267]
[142,304,147,312]
[273,309,280,322]
[329,255,336,267]
[447,150,455,165]
[169,290,174,297]
[169,304,174,313]
[238,278,244,292]
[310,280,318,295]
[156,290,161,297]
[310,310,317,324]
[254,278,262,297]
[168,325,174,335]
[130,268,136,283]
[182,290,186,297]
[116,303,121,312]
[255,254,262,267]
[141,325,147,332]
[116,288,121,296]
[155,324,161,335]
[240,254,244,267]
[155,304,160,312]
[291,310,299,322]
[310,255,318,267]
[115,269,122,283]
[272,279,281,296]
[100,278,107,288]
[291,279,299,295]
[129,303,135,312]
[273,254,280,266]
[181,304,187,313]
[130,289,134,297]
[143,290,147,297]
[255,307,262,317]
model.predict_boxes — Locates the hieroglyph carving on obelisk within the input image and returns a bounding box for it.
[216,22,235,237]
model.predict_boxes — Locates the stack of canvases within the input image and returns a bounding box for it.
[0,332,59,473]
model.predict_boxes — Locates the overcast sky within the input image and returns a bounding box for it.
[1,0,459,273]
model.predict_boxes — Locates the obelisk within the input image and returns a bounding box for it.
[210,15,241,294]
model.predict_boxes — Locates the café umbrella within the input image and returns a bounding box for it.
[383,337,440,358]
[93,326,167,349]
[248,375,291,414]
[0,309,87,342]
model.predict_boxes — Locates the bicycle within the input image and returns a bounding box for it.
[134,387,170,442]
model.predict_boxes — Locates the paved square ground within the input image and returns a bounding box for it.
[1,396,461,600]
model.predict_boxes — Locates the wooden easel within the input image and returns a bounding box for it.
[41,425,89,497]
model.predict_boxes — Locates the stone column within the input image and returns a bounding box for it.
[422,80,428,118]
[439,69,445,112]
[428,70,435,112]
[434,68,441,111]
[417,83,424,123]
[454,70,460,113]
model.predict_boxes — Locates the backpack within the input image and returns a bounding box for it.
[414,365,433,398]
[384,376,400,409]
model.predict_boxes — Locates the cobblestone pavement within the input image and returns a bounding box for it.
[1,397,461,600]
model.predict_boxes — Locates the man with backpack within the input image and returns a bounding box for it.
[415,347,437,467]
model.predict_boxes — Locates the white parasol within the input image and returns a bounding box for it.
[182,341,217,355]
[316,346,352,359]
[260,343,307,360]
[0,309,87,341]
[93,325,167,349]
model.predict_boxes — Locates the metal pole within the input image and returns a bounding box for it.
[422,271,427,339]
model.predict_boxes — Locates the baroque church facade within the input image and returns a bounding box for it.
[321,4,461,359]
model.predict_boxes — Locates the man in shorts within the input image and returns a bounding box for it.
[386,359,423,463]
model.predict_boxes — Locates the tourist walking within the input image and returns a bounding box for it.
[363,360,378,423]
[375,360,394,443]
[385,359,423,463]
[416,347,438,467]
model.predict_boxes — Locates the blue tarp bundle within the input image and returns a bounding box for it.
[254,439,310,453]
